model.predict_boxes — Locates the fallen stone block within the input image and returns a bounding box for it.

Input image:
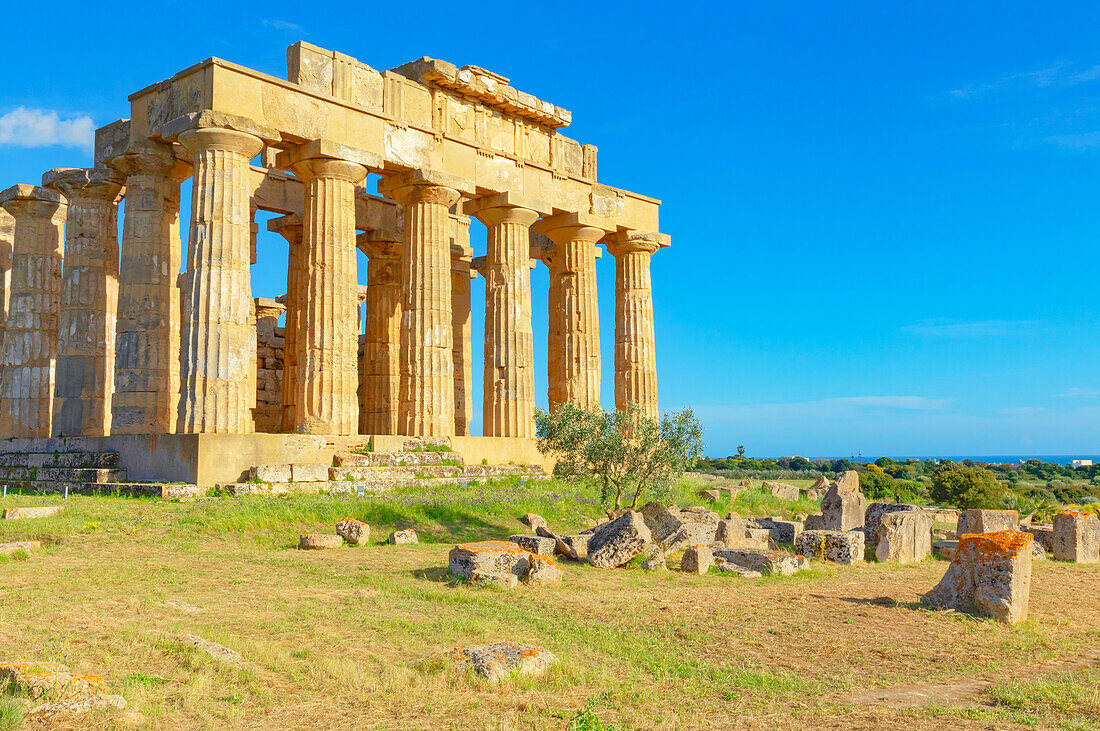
[956,509,1018,537]
[933,540,957,560]
[450,540,533,580]
[520,513,547,531]
[743,528,772,549]
[796,530,865,565]
[470,571,519,589]
[300,534,342,550]
[864,502,924,546]
[535,526,588,560]
[713,561,763,578]
[389,529,419,545]
[176,634,242,662]
[804,514,826,531]
[640,544,666,570]
[922,530,1033,623]
[697,489,721,502]
[875,511,932,564]
[509,534,556,556]
[821,471,866,531]
[765,481,800,501]
[1051,510,1100,563]
[450,641,557,682]
[0,540,39,556]
[524,554,563,585]
[748,517,803,544]
[681,544,713,575]
[3,505,63,520]
[1021,524,1055,553]
[336,518,370,545]
[716,515,745,545]
[587,510,652,568]
[717,548,808,576]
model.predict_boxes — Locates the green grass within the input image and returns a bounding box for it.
[0,696,25,731]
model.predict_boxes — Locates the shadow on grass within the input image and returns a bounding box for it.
[817,594,924,610]
[411,566,457,584]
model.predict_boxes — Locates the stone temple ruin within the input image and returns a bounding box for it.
[0,42,669,484]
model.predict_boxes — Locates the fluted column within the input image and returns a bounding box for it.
[43,168,124,436]
[451,239,474,436]
[607,233,667,419]
[358,235,402,435]
[0,185,66,437]
[177,128,264,433]
[288,156,367,435]
[534,218,604,411]
[379,170,470,437]
[0,209,13,361]
[269,214,303,433]
[468,201,538,436]
[109,141,189,434]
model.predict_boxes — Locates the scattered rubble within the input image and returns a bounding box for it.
[796,530,864,565]
[681,544,713,575]
[389,529,419,545]
[450,641,558,682]
[335,518,370,545]
[587,510,653,568]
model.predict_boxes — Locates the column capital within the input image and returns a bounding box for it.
[289,157,368,185]
[108,139,191,180]
[377,168,474,207]
[605,231,671,257]
[276,138,382,175]
[162,110,281,145]
[356,231,402,260]
[463,191,549,223]
[43,167,123,203]
[532,211,613,245]
[254,297,286,321]
[267,213,304,244]
[178,127,265,160]
[0,184,66,219]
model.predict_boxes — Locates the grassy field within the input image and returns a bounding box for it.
[1,477,1098,730]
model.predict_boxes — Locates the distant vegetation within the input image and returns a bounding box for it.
[695,454,1100,518]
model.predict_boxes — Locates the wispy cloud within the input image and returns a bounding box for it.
[827,396,950,410]
[0,107,93,149]
[1045,131,1100,151]
[262,19,303,32]
[951,61,1100,100]
[1055,387,1100,398]
[1000,406,1047,415]
[902,318,1036,338]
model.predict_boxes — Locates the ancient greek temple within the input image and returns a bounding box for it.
[0,43,669,482]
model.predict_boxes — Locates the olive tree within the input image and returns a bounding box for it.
[534,403,704,515]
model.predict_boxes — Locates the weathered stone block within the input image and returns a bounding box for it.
[795,530,865,565]
[716,515,745,545]
[748,517,803,544]
[335,518,370,545]
[520,512,547,531]
[804,514,825,531]
[1021,524,1055,553]
[821,471,866,531]
[1051,511,1100,563]
[875,511,932,564]
[3,506,63,520]
[864,502,923,545]
[956,509,1018,537]
[388,529,419,545]
[509,534,556,556]
[933,540,957,560]
[449,641,557,682]
[299,534,342,550]
[450,540,532,579]
[586,510,652,568]
[523,554,563,584]
[765,481,799,501]
[922,530,1033,623]
[291,463,330,482]
[713,561,763,578]
[469,571,519,589]
[681,544,713,574]
[640,544,666,570]
[716,548,808,576]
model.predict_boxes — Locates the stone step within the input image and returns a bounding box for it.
[0,479,190,498]
[332,451,465,468]
[328,464,465,481]
[0,467,127,483]
[0,451,120,469]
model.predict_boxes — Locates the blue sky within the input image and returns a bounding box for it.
[2,1,1100,457]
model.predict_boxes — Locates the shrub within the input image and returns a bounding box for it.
[930,464,1007,509]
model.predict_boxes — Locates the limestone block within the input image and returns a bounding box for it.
[449,540,533,579]
[743,528,772,549]
[821,471,866,531]
[388,529,419,545]
[713,561,763,577]
[508,534,555,556]
[716,548,808,576]
[864,502,923,546]
[956,509,1018,537]
[449,641,558,683]
[748,517,803,544]
[804,514,825,531]
[681,545,713,575]
[765,481,799,501]
[639,501,683,545]
[1051,511,1100,563]
[299,534,342,550]
[470,571,519,589]
[520,512,547,531]
[586,510,652,568]
[3,506,63,520]
[0,540,39,556]
[336,518,370,545]
[640,544,666,570]
[523,554,563,584]
[922,530,1033,623]
[250,464,291,483]
[698,489,721,502]
[933,540,957,560]
[716,515,746,546]
[795,530,865,565]
[875,511,933,564]
[291,463,330,482]
[1021,524,1055,553]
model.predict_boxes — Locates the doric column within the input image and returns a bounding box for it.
[0,185,66,438]
[465,194,541,437]
[284,156,368,434]
[43,168,124,436]
[268,214,303,433]
[451,236,474,437]
[176,128,264,433]
[357,233,403,435]
[532,214,607,411]
[607,232,669,419]
[108,141,189,434]
[378,169,473,437]
[0,209,13,361]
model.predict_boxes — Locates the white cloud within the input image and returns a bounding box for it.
[0,107,93,149]
[1045,131,1100,151]
[950,61,1100,100]
[263,19,303,32]
[1055,387,1100,398]
[902,318,1036,337]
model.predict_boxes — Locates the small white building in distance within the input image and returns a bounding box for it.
[1071,459,1093,469]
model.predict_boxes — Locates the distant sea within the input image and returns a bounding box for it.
[860,455,1100,465]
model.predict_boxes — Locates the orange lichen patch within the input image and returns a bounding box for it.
[338,517,367,526]
[455,540,532,555]
[957,530,1033,559]
[528,554,559,568]
[1057,510,1097,521]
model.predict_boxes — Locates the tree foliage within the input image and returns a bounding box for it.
[534,403,704,514]
[930,464,1007,509]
